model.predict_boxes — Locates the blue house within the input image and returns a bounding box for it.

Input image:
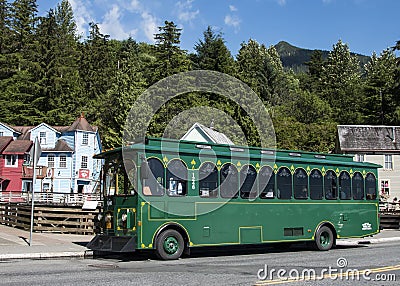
[0,114,102,196]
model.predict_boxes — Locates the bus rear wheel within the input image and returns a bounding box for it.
[314,226,334,251]
[155,229,184,260]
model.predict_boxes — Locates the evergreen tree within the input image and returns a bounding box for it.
[80,22,114,123]
[35,0,82,125]
[364,49,397,124]
[304,50,324,92]
[151,21,191,83]
[192,26,235,75]
[321,40,363,124]
[0,0,42,124]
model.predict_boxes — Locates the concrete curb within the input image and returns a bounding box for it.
[0,250,93,261]
[358,237,400,244]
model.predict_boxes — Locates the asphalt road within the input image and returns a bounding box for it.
[0,241,399,286]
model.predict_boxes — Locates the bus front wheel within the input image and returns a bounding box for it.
[314,226,334,251]
[155,229,184,260]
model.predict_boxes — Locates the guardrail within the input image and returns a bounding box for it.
[0,192,102,206]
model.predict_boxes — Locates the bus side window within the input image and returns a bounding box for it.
[352,172,364,200]
[294,168,308,199]
[365,173,377,200]
[166,159,187,196]
[310,169,323,200]
[277,167,292,199]
[324,170,337,200]
[142,158,164,196]
[220,163,238,199]
[199,162,218,198]
[240,165,257,199]
[339,171,351,200]
[259,166,275,199]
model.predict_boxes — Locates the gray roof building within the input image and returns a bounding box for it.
[181,123,234,145]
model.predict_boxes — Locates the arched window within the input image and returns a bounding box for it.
[352,172,364,200]
[240,165,257,199]
[310,169,323,200]
[166,159,187,196]
[339,171,351,200]
[259,166,275,199]
[199,162,218,198]
[294,168,308,199]
[220,163,238,198]
[365,173,377,200]
[324,170,337,200]
[277,167,292,199]
[143,158,164,196]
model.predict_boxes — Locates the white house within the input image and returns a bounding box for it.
[336,125,400,200]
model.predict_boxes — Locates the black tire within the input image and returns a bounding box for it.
[155,229,184,260]
[314,225,334,251]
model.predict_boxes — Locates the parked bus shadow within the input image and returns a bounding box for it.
[91,242,366,262]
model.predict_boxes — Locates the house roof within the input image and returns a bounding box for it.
[65,113,98,132]
[0,136,13,152]
[2,140,32,155]
[181,122,234,145]
[42,139,73,152]
[337,125,400,153]
[0,122,21,135]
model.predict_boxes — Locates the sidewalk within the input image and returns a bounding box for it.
[0,224,399,260]
[0,224,93,260]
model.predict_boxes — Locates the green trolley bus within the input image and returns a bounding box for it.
[87,137,380,260]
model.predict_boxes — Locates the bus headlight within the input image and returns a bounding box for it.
[105,212,113,229]
[121,214,127,222]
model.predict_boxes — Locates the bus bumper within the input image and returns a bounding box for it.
[87,235,136,252]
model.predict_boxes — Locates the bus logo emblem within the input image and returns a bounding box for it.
[362,222,372,230]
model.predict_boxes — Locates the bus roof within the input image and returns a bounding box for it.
[94,137,381,169]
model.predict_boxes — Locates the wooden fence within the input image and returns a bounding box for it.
[0,203,99,235]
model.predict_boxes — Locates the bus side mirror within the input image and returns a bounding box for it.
[140,161,149,180]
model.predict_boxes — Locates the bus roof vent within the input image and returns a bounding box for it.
[230,147,245,152]
[289,152,301,157]
[261,150,275,155]
[196,144,212,150]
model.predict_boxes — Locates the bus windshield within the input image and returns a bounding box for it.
[103,156,137,197]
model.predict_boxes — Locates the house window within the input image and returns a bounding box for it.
[59,155,66,168]
[23,154,30,165]
[355,154,365,162]
[82,133,88,145]
[5,155,17,167]
[384,155,393,170]
[381,180,390,196]
[81,156,88,169]
[0,131,3,136]
[40,132,47,145]
[47,154,55,168]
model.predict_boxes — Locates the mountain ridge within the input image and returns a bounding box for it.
[274,41,370,73]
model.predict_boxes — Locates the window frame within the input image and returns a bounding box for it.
[82,133,89,145]
[166,159,188,197]
[142,158,165,196]
[220,163,239,199]
[384,154,393,170]
[339,171,351,200]
[366,173,377,200]
[293,168,308,200]
[81,156,88,169]
[309,169,323,200]
[59,154,67,168]
[352,172,364,200]
[276,167,292,200]
[324,170,337,200]
[39,132,47,145]
[199,162,219,198]
[4,154,18,167]
[47,154,55,168]
[240,165,258,199]
[258,166,275,199]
